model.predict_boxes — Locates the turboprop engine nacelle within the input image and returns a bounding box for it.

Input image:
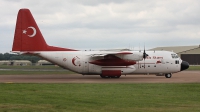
[117,52,143,61]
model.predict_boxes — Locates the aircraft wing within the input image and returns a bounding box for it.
[88,51,133,57]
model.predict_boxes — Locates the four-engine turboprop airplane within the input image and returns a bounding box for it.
[12,9,189,78]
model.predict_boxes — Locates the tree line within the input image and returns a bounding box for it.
[0,53,41,63]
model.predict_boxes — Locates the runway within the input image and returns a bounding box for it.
[0,71,199,83]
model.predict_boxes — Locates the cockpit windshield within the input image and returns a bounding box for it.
[171,54,179,59]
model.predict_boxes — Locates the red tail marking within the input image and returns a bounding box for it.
[12,9,77,51]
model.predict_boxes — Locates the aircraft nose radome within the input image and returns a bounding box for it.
[181,61,189,71]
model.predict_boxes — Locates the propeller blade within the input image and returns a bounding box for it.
[142,44,149,69]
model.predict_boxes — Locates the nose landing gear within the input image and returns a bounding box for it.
[165,73,172,78]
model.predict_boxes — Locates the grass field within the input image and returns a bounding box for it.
[0,65,63,70]
[0,65,75,75]
[187,66,200,70]
[0,65,200,111]
[0,70,74,75]
[0,83,200,112]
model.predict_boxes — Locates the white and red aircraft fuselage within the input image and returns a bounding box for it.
[12,9,189,78]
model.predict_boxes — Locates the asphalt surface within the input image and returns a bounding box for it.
[0,71,199,83]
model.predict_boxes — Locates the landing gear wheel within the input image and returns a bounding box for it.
[115,76,120,78]
[100,75,110,78]
[100,75,120,78]
[165,73,172,78]
[110,76,121,78]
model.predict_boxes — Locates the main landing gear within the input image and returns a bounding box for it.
[100,75,120,78]
[165,73,172,78]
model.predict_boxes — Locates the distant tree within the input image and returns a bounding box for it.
[0,53,41,63]
[10,55,21,60]
[3,53,13,60]
[0,53,4,60]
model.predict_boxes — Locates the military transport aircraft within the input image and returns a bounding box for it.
[12,9,189,78]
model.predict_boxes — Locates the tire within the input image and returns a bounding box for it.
[100,75,110,78]
[165,73,172,78]
[110,76,121,78]
[100,75,120,78]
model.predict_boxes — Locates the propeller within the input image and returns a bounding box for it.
[143,45,149,68]
[143,49,149,59]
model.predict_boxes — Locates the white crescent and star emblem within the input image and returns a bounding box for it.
[22,26,37,37]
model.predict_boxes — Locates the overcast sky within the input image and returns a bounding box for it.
[0,0,200,53]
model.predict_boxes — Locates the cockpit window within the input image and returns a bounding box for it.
[171,54,179,59]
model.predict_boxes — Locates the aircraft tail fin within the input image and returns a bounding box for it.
[12,9,77,52]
